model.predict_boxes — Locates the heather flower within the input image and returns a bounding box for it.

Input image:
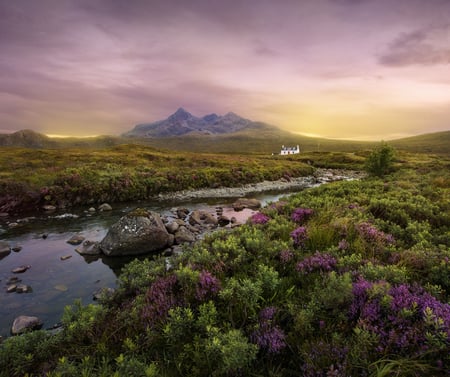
[268,201,287,214]
[291,226,308,247]
[349,279,450,355]
[195,270,221,301]
[291,207,314,224]
[296,251,337,274]
[142,275,179,327]
[279,249,294,264]
[356,222,395,245]
[251,306,286,354]
[250,212,270,225]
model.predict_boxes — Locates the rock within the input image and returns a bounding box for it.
[218,215,231,227]
[0,212,9,217]
[174,226,196,244]
[167,233,175,247]
[11,315,43,335]
[99,209,170,256]
[0,241,11,258]
[67,234,85,245]
[8,222,19,228]
[93,287,115,301]
[42,233,48,239]
[16,284,32,293]
[11,245,22,252]
[7,277,21,284]
[12,265,31,273]
[232,198,261,211]
[88,207,96,213]
[98,203,112,211]
[54,284,68,292]
[42,205,56,211]
[230,217,237,223]
[176,208,190,219]
[202,211,218,226]
[75,240,101,255]
[165,221,179,234]
[60,255,72,261]
[6,285,17,293]
[189,210,203,226]
[189,210,218,226]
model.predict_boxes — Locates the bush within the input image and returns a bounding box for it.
[365,142,396,176]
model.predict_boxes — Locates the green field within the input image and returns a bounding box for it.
[0,146,449,376]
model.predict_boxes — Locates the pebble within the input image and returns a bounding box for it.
[12,265,31,273]
[60,255,72,261]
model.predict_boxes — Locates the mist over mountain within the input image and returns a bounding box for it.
[122,108,279,137]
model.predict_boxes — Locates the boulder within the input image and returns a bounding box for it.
[67,234,85,245]
[189,210,218,226]
[99,209,170,256]
[11,315,43,335]
[232,198,261,211]
[0,241,11,258]
[165,221,179,234]
[174,226,196,244]
[98,203,112,211]
[75,240,101,255]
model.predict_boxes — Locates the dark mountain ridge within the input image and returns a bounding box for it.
[122,108,277,137]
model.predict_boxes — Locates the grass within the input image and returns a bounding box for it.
[0,150,449,376]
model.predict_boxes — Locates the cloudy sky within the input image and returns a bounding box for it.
[1,0,449,139]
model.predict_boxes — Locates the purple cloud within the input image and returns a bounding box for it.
[379,25,450,66]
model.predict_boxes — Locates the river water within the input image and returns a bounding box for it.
[0,192,289,337]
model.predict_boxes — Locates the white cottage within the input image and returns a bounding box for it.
[280,145,300,155]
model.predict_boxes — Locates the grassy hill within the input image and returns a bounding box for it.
[1,129,448,155]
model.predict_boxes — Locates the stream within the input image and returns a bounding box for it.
[0,191,290,337]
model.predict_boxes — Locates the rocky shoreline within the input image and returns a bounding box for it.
[152,168,366,202]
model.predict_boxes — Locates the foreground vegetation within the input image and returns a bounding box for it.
[1,150,448,376]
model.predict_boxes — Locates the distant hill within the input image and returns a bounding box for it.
[0,129,58,148]
[390,131,450,154]
[122,108,280,137]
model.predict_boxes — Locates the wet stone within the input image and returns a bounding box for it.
[67,234,85,245]
[12,265,31,273]
[60,255,72,261]
[6,285,17,293]
[11,245,22,252]
[16,284,32,293]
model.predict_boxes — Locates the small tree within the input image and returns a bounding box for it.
[365,142,396,177]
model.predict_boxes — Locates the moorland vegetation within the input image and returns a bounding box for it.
[0,144,449,376]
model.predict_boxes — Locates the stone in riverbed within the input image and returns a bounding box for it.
[232,198,261,211]
[15,284,32,293]
[11,245,22,252]
[12,265,31,273]
[60,255,72,261]
[67,234,85,245]
[6,285,17,293]
[174,226,196,244]
[98,203,112,211]
[0,241,11,258]
[11,315,43,335]
[42,205,56,211]
[99,208,170,256]
[75,240,101,255]
[165,221,179,234]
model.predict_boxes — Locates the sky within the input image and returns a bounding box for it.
[1,0,449,140]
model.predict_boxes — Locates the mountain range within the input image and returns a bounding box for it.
[122,108,277,137]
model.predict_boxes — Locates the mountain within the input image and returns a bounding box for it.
[122,108,278,137]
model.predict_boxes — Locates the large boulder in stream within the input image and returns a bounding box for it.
[99,208,170,256]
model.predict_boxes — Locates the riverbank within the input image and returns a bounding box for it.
[153,169,366,202]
